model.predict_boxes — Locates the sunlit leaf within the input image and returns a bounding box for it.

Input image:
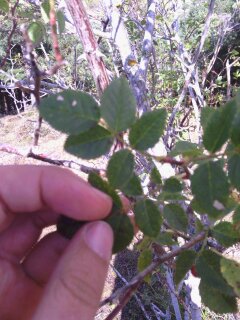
[129,109,167,151]
[170,141,201,157]
[221,257,240,297]
[41,0,50,23]
[28,21,45,44]
[135,199,162,237]
[121,173,143,196]
[65,125,113,159]
[212,222,239,247]
[138,249,152,282]
[40,90,100,134]
[0,0,9,13]
[101,77,136,132]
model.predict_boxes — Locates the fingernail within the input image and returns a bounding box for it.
[84,221,113,261]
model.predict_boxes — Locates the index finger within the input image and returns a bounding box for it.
[0,165,112,230]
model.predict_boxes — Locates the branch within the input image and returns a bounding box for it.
[0,143,103,175]
[0,0,19,68]
[102,231,206,320]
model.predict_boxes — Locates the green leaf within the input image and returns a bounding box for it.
[121,173,143,196]
[129,109,167,151]
[203,100,236,152]
[230,104,240,146]
[106,212,134,253]
[41,0,50,23]
[65,125,113,159]
[191,161,230,218]
[135,199,162,237]
[233,206,240,233]
[163,204,188,232]
[88,172,122,209]
[170,141,201,157]
[0,0,9,13]
[150,166,162,185]
[57,10,65,34]
[155,231,177,246]
[28,21,45,44]
[199,281,237,314]
[101,77,136,132]
[138,249,152,282]
[228,153,240,191]
[40,90,100,135]
[158,192,186,201]
[196,250,235,296]
[107,149,134,189]
[221,257,240,297]
[163,177,182,193]
[200,107,215,130]
[212,222,239,247]
[174,250,197,285]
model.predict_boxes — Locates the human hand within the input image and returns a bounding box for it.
[0,165,113,320]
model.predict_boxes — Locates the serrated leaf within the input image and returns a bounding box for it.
[233,206,240,233]
[121,173,143,196]
[196,250,235,296]
[212,222,239,247]
[106,212,134,253]
[101,77,136,132]
[0,0,9,13]
[155,231,176,245]
[40,90,100,135]
[88,172,122,209]
[150,166,162,185]
[200,106,215,130]
[170,141,201,157]
[163,204,188,232]
[138,249,152,282]
[191,161,230,218]
[221,257,240,297]
[174,250,197,285]
[41,0,50,23]
[57,10,65,34]
[135,199,162,237]
[107,149,134,189]
[199,281,237,314]
[203,100,236,152]
[228,153,240,191]
[163,177,182,193]
[129,109,167,151]
[230,104,240,146]
[65,125,113,159]
[158,192,186,201]
[28,21,45,44]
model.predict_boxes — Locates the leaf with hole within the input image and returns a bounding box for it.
[65,125,113,159]
[174,250,197,285]
[40,90,100,135]
[101,77,136,132]
[129,109,167,151]
[107,149,134,190]
[163,204,188,232]
[191,161,229,218]
[135,199,162,237]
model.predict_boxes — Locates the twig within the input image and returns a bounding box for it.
[0,143,103,175]
[110,264,151,320]
[49,0,63,63]
[101,231,206,320]
[0,0,19,68]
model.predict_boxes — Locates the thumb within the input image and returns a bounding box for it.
[33,221,113,320]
